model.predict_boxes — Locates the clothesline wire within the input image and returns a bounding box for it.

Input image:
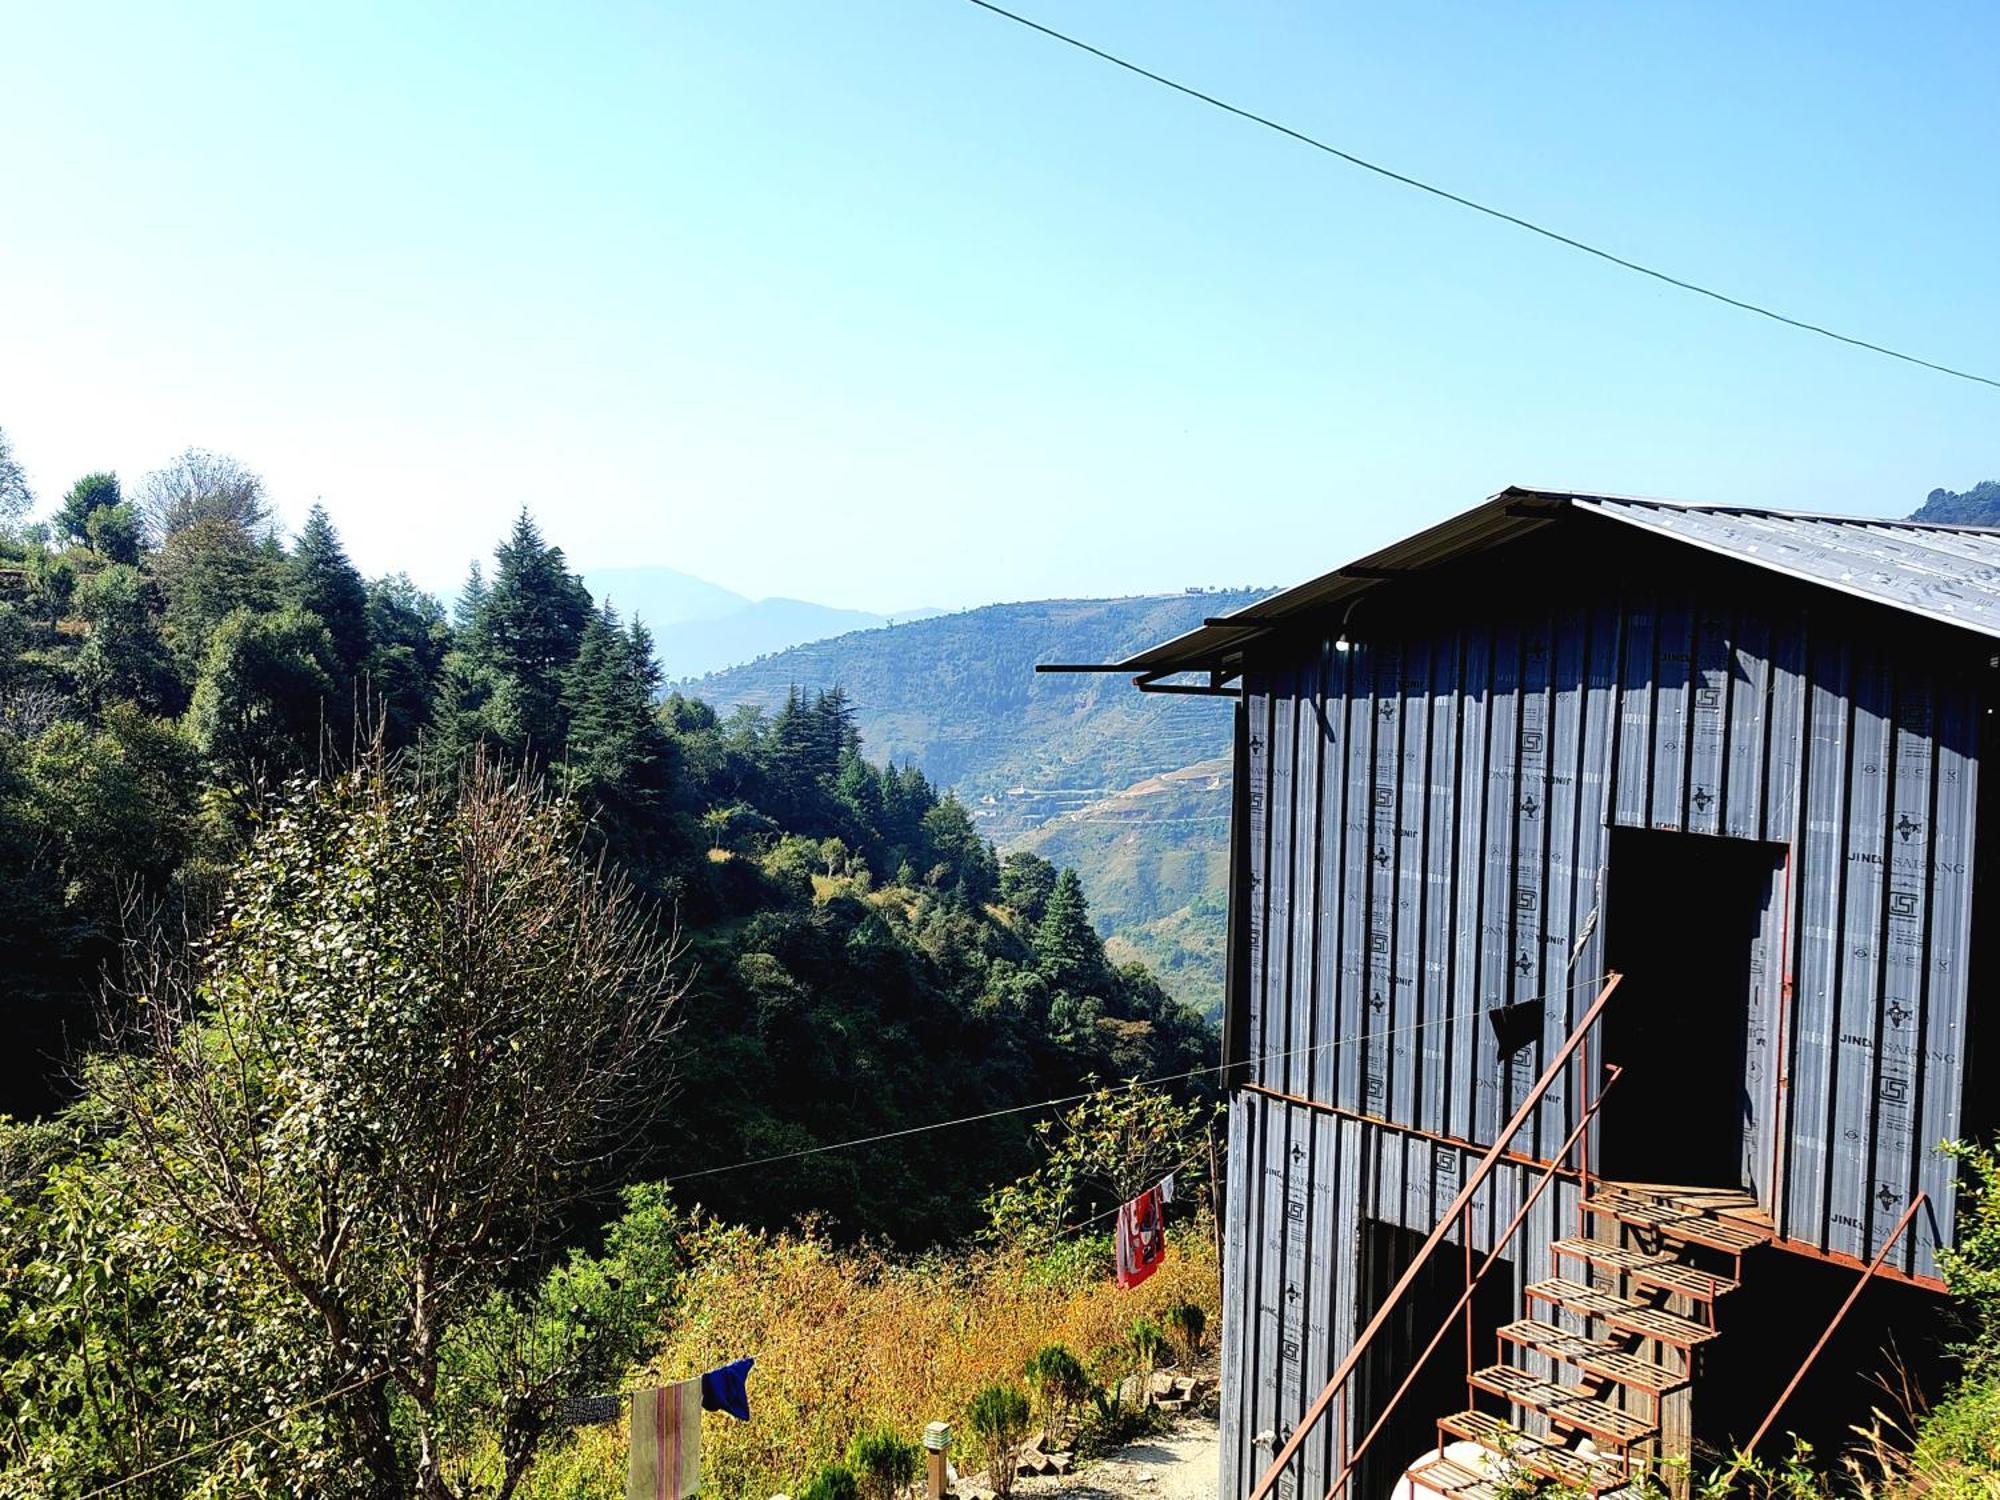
[74,1372,387,1500]
[664,969,1611,1187]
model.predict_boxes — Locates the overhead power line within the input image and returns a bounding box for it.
[665,968,1611,1187]
[957,0,2000,393]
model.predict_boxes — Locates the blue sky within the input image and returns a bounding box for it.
[1,2,1994,611]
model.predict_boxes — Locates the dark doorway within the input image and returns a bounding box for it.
[1353,1219,1514,1500]
[1599,828,1781,1190]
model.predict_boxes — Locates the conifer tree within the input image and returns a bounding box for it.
[472,510,591,753]
[286,503,370,674]
[453,560,489,638]
[1033,868,1103,993]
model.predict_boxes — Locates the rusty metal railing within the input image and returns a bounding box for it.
[1740,1190,1928,1458]
[1245,971,1625,1500]
[1327,1062,1626,1500]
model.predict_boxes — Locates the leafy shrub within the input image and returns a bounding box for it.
[1023,1344,1092,1442]
[846,1425,921,1500]
[1163,1301,1206,1366]
[966,1383,1032,1499]
[800,1462,863,1500]
[1075,1383,1165,1459]
[1129,1316,1168,1373]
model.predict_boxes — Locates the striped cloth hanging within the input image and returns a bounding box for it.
[628,1379,703,1500]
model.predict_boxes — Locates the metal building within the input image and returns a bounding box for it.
[1052,487,2000,1500]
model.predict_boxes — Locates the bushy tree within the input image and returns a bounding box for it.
[966,1383,1031,1499]
[73,563,176,710]
[847,1424,922,1500]
[86,757,686,1496]
[983,1082,1211,1248]
[53,471,120,545]
[1000,851,1059,926]
[186,605,340,784]
[136,447,269,545]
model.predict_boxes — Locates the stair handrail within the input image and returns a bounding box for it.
[1740,1190,1928,1459]
[1245,971,1625,1500]
[1325,1062,1627,1500]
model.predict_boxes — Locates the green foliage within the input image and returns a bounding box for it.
[965,1383,1031,1499]
[286,502,370,674]
[1023,1344,1092,1439]
[1128,1316,1167,1373]
[1941,1138,2000,1374]
[10,760,688,1496]
[187,603,340,783]
[1163,1301,1206,1365]
[84,500,143,564]
[1911,480,2000,526]
[846,1423,922,1500]
[801,1463,864,1500]
[984,1082,1212,1250]
[1000,850,1059,925]
[54,470,120,544]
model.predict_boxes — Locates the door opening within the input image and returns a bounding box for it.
[1352,1219,1514,1500]
[1599,827,1782,1192]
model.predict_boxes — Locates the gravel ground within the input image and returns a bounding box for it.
[1014,1416,1221,1500]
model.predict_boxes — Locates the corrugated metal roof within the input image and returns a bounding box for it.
[1082,487,2000,679]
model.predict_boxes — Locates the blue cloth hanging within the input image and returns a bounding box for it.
[700,1357,755,1422]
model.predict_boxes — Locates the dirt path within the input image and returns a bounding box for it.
[1017,1416,1220,1500]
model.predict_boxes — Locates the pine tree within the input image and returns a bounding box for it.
[1033,868,1103,993]
[560,603,672,827]
[286,503,370,674]
[453,561,489,638]
[473,511,592,754]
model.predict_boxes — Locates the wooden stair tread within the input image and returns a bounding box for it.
[1498,1319,1687,1394]
[1552,1237,1741,1301]
[1407,1453,1501,1500]
[1584,1191,1770,1254]
[1525,1277,1719,1348]
[1469,1363,1657,1445]
[1439,1410,1633,1492]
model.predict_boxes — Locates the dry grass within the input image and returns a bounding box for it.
[524,1219,1220,1500]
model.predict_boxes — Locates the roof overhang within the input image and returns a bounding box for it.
[1038,485,2000,691]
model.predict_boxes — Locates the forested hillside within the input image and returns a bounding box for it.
[689,591,1265,1016]
[0,430,1222,1497]
[0,434,1212,1243]
[1910,479,2000,525]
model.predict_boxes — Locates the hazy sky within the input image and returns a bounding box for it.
[1,2,1994,610]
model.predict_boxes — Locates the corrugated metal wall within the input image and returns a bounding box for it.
[1219,1093,1582,1500]
[1219,551,1983,1498]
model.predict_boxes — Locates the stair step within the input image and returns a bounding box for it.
[1468,1363,1657,1446]
[1498,1319,1687,1395]
[1407,1453,1501,1500]
[1439,1410,1633,1493]
[1552,1237,1741,1302]
[1583,1191,1770,1255]
[1525,1278,1720,1349]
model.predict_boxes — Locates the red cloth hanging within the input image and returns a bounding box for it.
[1115,1184,1168,1288]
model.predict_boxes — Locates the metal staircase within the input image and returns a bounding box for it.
[1408,1186,1773,1500]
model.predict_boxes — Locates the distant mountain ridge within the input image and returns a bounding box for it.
[686,588,1265,833]
[688,587,1269,1013]
[581,562,938,677]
